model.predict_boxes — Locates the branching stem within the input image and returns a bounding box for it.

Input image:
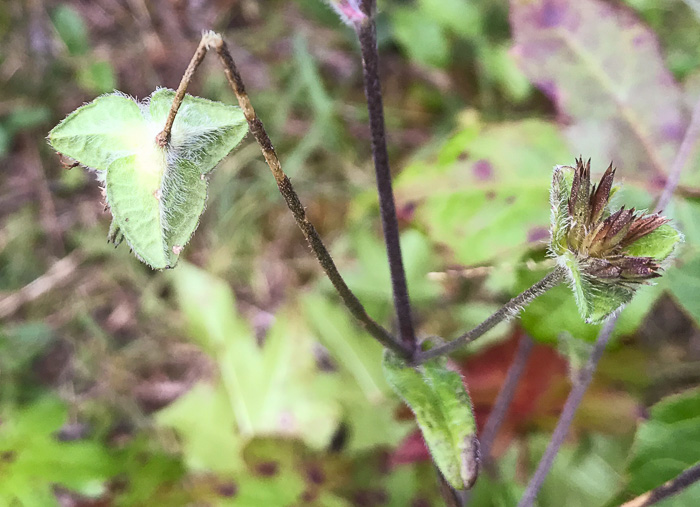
[356,1,417,355]
[417,266,566,363]
[208,34,408,358]
[158,32,408,358]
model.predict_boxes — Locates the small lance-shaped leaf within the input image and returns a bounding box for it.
[383,350,479,490]
[549,162,682,323]
[48,89,248,269]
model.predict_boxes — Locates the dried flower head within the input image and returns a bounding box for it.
[549,158,682,323]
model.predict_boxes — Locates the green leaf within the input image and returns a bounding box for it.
[169,263,340,448]
[395,119,571,266]
[156,383,244,473]
[665,256,700,324]
[664,197,700,324]
[336,228,441,323]
[549,165,575,256]
[391,8,450,68]
[48,90,248,269]
[303,297,412,452]
[528,433,628,507]
[0,397,117,505]
[48,93,144,169]
[480,43,533,102]
[110,439,188,505]
[383,350,479,490]
[417,0,482,38]
[76,60,117,94]
[303,295,387,402]
[619,388,700,505]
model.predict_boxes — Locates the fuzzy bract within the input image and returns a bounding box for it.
[48,89,248,269]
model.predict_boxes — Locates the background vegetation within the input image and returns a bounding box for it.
[1,0,700,505]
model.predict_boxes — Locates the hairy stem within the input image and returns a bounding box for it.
[479,334,535,463]
[620,463,700,507]
[417,266,566,362]
[198,33,408,358]
[155,34,211,147]
[517,317,616,507]
[519,94,700,506]
[356,1,417,355]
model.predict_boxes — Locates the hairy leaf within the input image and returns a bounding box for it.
[48,89,248,269]
[624,223,683,259]
[516,252,660,343]
[564,251,640,323]
[383,351,479,490]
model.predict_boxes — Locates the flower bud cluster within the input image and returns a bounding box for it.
[549,158,681,322]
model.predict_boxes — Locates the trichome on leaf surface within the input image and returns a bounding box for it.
[383,344,479,492]
[48,89,248,269]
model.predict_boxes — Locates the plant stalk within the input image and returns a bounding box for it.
[462,335,535,506]
[204,33,409,358]
[356,1,417,355]
[479,334,535,464]
[517,317,616,507]
[417,266,566,362]
[155,35,210,147]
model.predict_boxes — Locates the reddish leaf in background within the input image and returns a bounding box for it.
[510,0,687,182]
[463,332,569,448]
[391,331,569,466]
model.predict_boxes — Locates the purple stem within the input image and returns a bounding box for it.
[480,334,535,463]
[355,0,417,355]
[517,317,617,507]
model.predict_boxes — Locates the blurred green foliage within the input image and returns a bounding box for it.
[1,0,700,505]
[614,388,700,505]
